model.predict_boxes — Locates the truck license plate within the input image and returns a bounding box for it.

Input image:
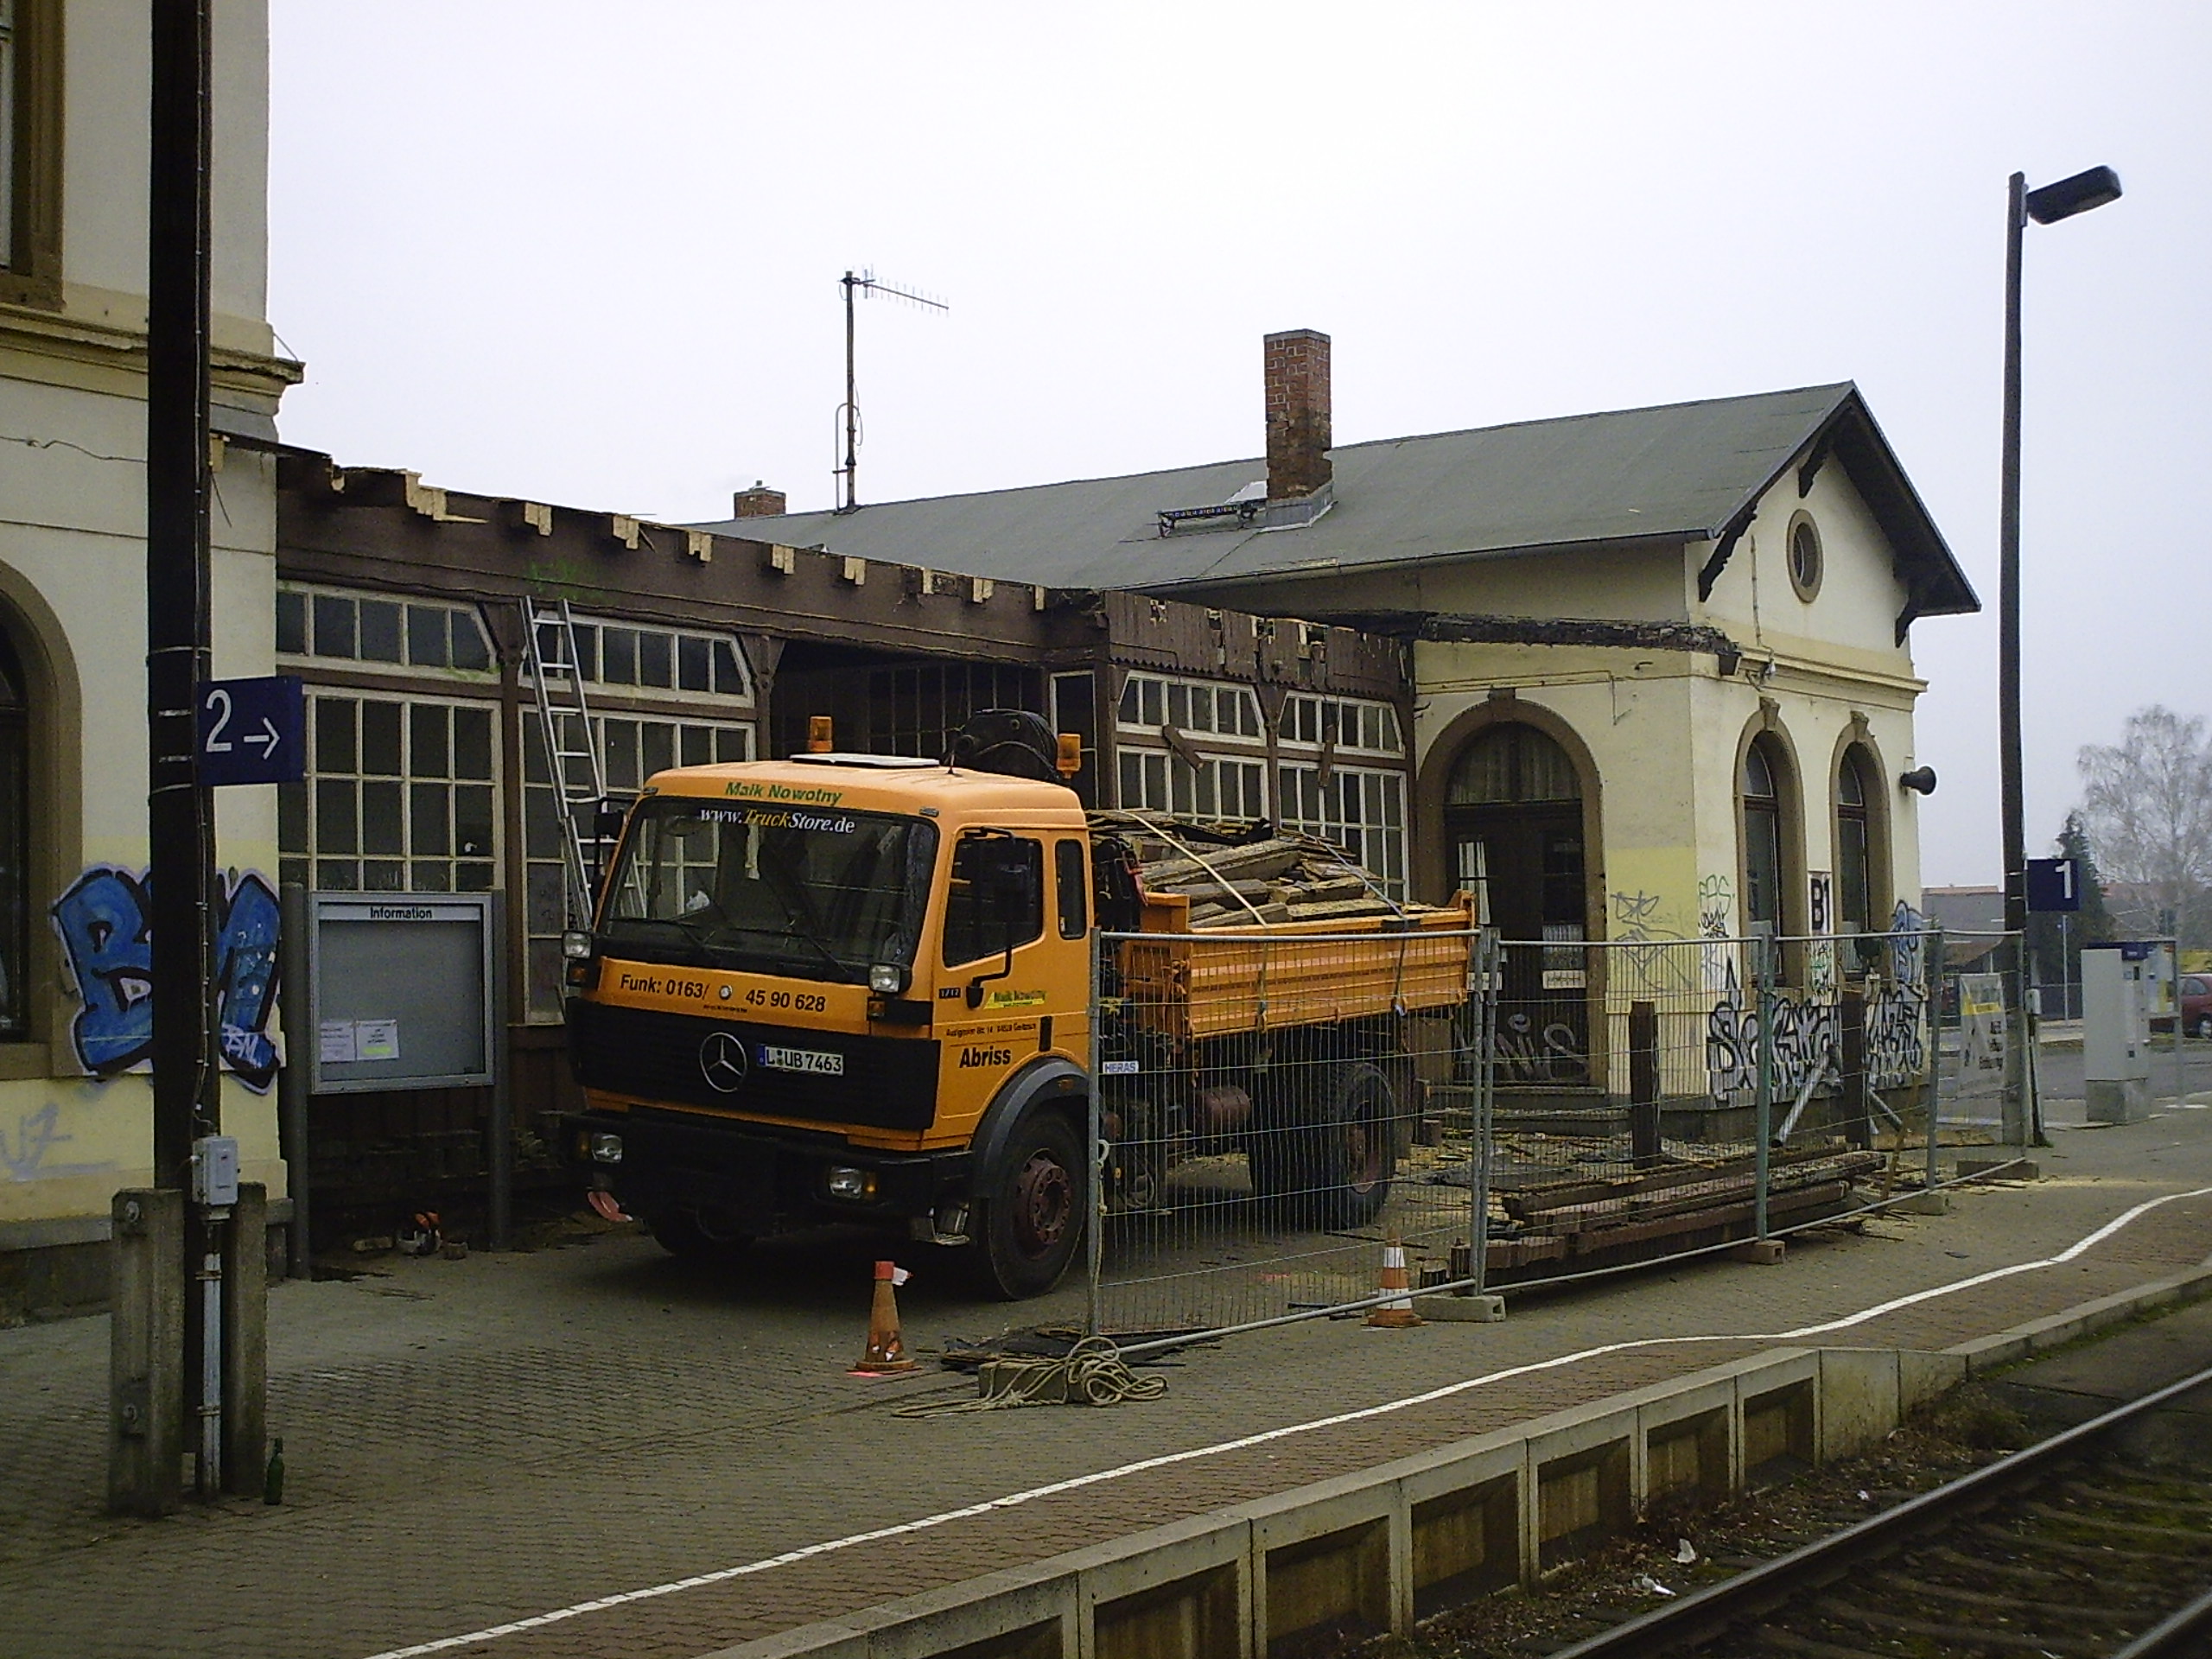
[757,1045,845,1077]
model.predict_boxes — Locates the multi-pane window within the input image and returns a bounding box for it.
[867,663,1036,759]
[0,1,16,270]
[1117,748,1268,821]
[1278,765,1408,898]
[277,584,494,675]
[1116,673,1264,739]
[550,617,751,698]
[1278,693,1402,756]
[279,695,496,894]
[1742,738,1786,932]
[1836,747,1874,937]
[520,715,756,1018]
[1276,692,1408,895]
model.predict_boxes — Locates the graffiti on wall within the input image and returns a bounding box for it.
[48,867,282,1092]
[1702,901,1933,1099]
[2,1102,115,1182]
[1705,958,1843,1098]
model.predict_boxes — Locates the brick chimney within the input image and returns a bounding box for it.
[730,480,786,518]
[1264,328,1332,501]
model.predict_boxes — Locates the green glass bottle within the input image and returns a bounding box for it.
[264,1436,285,1505]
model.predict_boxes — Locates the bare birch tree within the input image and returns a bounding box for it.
[2077,705,2212,945]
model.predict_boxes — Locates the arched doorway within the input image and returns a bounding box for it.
[1446,722,1589,1080]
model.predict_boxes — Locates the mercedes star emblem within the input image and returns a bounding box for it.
[698,1031,750,1094]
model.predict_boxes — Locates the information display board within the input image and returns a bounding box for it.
[308,894,495,1093]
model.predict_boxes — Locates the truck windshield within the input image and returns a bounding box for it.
[600,798,937,985]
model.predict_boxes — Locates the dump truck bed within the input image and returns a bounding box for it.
[1114,890,1475,1043]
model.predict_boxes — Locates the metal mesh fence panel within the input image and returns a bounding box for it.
[1087,923,1480,1341]
[1084,918,1970,1340]
[1475,923,1941,1286]
[1932,931,2031,1162]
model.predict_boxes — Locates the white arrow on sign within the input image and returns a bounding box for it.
[245,718,281,758]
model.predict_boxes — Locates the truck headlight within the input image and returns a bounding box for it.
[563,930,594,961]
[588,1133,623,1165]
[868,963,908,995]
[824,1166,878,1201]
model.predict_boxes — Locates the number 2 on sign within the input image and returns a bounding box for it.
[203,687,233,753]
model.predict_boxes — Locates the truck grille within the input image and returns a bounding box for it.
[570,1001,939,1131]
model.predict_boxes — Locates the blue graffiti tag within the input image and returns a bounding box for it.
[49,867,283,1092]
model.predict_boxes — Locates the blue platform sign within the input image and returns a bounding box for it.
[2024,856,2082,914]
[198,675,304,787]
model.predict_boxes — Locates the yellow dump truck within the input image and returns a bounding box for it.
[561,723,1473,1298]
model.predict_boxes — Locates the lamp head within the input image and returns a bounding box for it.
[2025,165,2122,226]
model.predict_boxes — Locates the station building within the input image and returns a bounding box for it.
[0,0,298,1313]
[698,333,1980,1094]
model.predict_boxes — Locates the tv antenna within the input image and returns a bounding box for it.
[836,269,948,513]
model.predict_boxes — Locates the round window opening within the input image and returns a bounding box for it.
[1788,518,1822,601]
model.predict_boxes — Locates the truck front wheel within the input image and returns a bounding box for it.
[649,1207,753,1262]
[976,1109,1086,1300]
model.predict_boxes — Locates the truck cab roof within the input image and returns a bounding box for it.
[641,756,1087,827]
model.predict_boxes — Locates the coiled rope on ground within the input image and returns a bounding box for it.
[891,1336,1167,1418]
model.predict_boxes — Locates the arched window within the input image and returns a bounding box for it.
[1742,736,1785,932]
[1447,723,1582,807]
[0,626,27,1039]
[1835,744,1879,938]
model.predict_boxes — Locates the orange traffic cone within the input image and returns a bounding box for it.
[1365,1236,1424,1328]
[850,1260,919,1375]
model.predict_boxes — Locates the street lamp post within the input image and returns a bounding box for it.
[1999,164,2123,936]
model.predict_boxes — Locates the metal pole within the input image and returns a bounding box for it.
[1999,171,2028,937]
[839,271,858,512]
[276,882,311,1277]
[488,890,513,1252]
[1753,935,1774,1239]
[147,0,216,1185]
[149,0,219,1503]
[1927,924,1945,1192]
[2173,938,2186,1110]
[1469,930,1497,1297]
[1084,928,1103,1338]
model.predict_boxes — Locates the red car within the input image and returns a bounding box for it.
[2183,974,2212,1040]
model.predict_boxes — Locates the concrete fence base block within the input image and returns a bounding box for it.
[1412,1294,1505,1323]
[1886,1191,1950,1215]
[1731,1238,1786,1265]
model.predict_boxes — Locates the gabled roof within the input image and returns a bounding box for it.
[692,381,1977,619]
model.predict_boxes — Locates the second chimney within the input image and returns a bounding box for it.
[1264,328,1332,501]
[731,480,787,518]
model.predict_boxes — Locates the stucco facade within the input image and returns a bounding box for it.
[0,0,297,1291]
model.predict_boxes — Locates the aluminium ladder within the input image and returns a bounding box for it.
[520,596,610,928]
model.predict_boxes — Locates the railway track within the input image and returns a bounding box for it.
[1547,1362,2212,1659]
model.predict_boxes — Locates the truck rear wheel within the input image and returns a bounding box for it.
[1249,1061,1397,1230]
[976,1109,1086,1300]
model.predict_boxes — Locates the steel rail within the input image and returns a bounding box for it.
[1544,1358,2212,1659]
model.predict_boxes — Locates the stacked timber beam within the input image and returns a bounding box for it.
[1487,1145,1885,1275]
[1092,812,1446,928]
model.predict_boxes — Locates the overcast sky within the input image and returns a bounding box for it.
[266,2,2212,888]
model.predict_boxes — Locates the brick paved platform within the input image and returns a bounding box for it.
[3,1109,2210,1659]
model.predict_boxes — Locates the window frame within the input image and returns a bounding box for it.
[0,0,62,308]
[1786,512,1823,603]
